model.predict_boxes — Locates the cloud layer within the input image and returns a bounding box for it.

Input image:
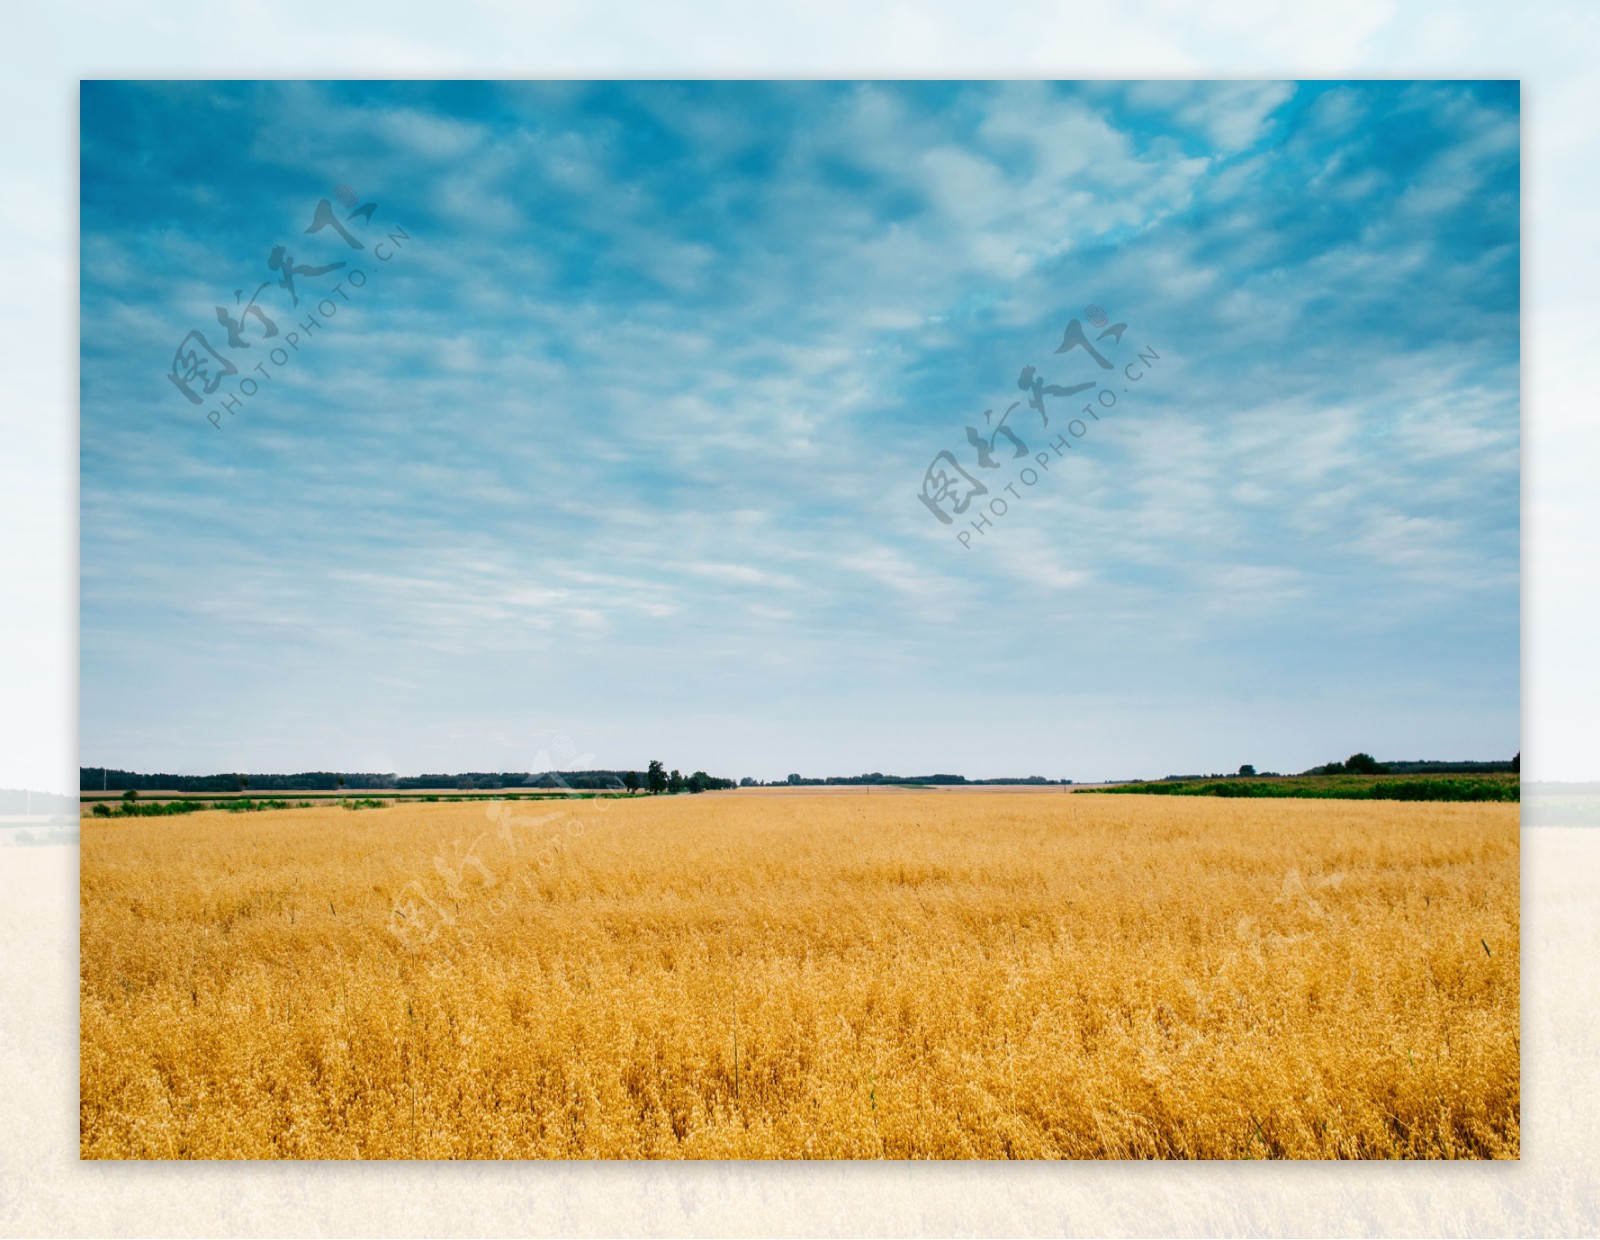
[80,80,1519,780]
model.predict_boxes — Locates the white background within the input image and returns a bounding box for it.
[3,0,1596,1234]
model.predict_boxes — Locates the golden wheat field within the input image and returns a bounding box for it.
[79,792,1518,1159]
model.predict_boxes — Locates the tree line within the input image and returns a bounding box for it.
[1298,753,1519,776]
[79,766,736,793]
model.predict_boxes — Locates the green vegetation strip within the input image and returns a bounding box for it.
[1088,774,1519,802]
[92,798,314,817]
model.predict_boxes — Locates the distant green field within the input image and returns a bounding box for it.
[1088,773,1520,802]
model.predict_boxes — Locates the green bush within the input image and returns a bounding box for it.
[105,799,209,817]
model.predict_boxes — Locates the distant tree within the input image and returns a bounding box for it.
[668,768,686,794]
[1238,764,1256,777]
[1512,751,1520,774]
[1344,752,1386,775]
[647,760,667,795]
[787,773,801,785]
[622,771,642,795]
[336,776,346,790]
[688,770,709,794]
[739,777,756,787]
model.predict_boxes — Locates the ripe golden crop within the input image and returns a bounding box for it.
[79,792,1518,1158]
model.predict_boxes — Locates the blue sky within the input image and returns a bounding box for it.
[80,80,1519,781]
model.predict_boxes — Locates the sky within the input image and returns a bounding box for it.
[79,79,1520,783]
